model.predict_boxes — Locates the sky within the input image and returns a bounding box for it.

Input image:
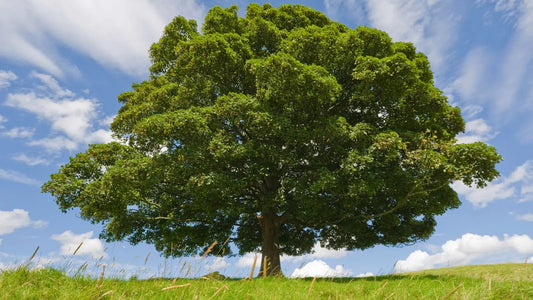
[1,0,533,279]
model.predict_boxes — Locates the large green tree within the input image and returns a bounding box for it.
[42,4,501,276]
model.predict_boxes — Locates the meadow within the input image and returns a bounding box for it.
[1,262,532,299]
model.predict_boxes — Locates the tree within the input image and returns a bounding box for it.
[42,4,501,276]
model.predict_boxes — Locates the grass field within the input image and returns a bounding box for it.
[1,263,532,299]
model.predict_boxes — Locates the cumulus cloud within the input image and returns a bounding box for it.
[4,72,113,151]
[0,209,47,235]
[452,160,533,207]
[455,118,497,144]
[204,257,230,271]
[0,0,206,78]
[290,260,351,278]
[0,70,17,88]
[395,233,533,272]
[0,169,40,186]
[51,231,106,258]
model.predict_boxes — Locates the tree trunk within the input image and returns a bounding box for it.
[258,210,283,277]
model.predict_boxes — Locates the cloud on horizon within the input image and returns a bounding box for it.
[291,260,352,278]
[395,233,533,272]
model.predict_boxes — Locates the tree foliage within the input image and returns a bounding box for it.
[42,4,501,276]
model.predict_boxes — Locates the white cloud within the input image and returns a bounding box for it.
[356,272,375,278]
[30,71,75,98]
[204,257,229,271]
[493,4,533,112]
[0,169,40,186]
[395,233,533,272]
[1,127,35,138]
[452,160,533,207]
[461,1,533,119]
[4,73,113,151]
[51,230,107,258]
[99,115,116,127]
[455,118,497,144]
[309,243,348,259]
[0,0,206,78]
[517,213,533,221]
[236,252,259,268]
[0,209,47,235]
[290,260,352,278]
[0,70,17,88]
[460,105,484,119]
[27,136,79,152]
[0,115,6,128]
[12,154,50,166]
[449,47,493,102]
[237,243,348,270]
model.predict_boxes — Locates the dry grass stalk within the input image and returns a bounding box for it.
[179,261,187,274]
[218,237,231,255]
[212,284,228,297]
[307,277,317,296]
[202,241,218,258]
[144,252,150,265]
[161,283,191,291]
[443,283,463,300]
[99,290,113,298]
[488,278,492,291]
[73,242,83,255]
[262,256,267,278]
[29,246,39,261]
[96,265,106,288]
[77,262,88,274]
[185,264,192,277]
[249,254,258,281]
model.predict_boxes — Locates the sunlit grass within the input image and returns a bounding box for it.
[1,263,533,299]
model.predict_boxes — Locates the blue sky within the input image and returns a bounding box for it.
[1,0,533,278]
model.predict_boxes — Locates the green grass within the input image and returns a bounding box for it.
[1,263,533,299]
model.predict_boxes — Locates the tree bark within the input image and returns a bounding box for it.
[257,209,283,277]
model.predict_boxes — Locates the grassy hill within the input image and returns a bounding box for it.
[1,263,532,299]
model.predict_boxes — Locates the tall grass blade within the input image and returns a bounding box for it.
[161,283,191,291]
[73,242,83,255]
[308,277,317,296]
[29,246,39,261]
[202,240,217,258]
[144,252,150,265]
[249,254,258,281]
[212,284,228,297]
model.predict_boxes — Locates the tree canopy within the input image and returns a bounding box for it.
[42,4,502,276]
